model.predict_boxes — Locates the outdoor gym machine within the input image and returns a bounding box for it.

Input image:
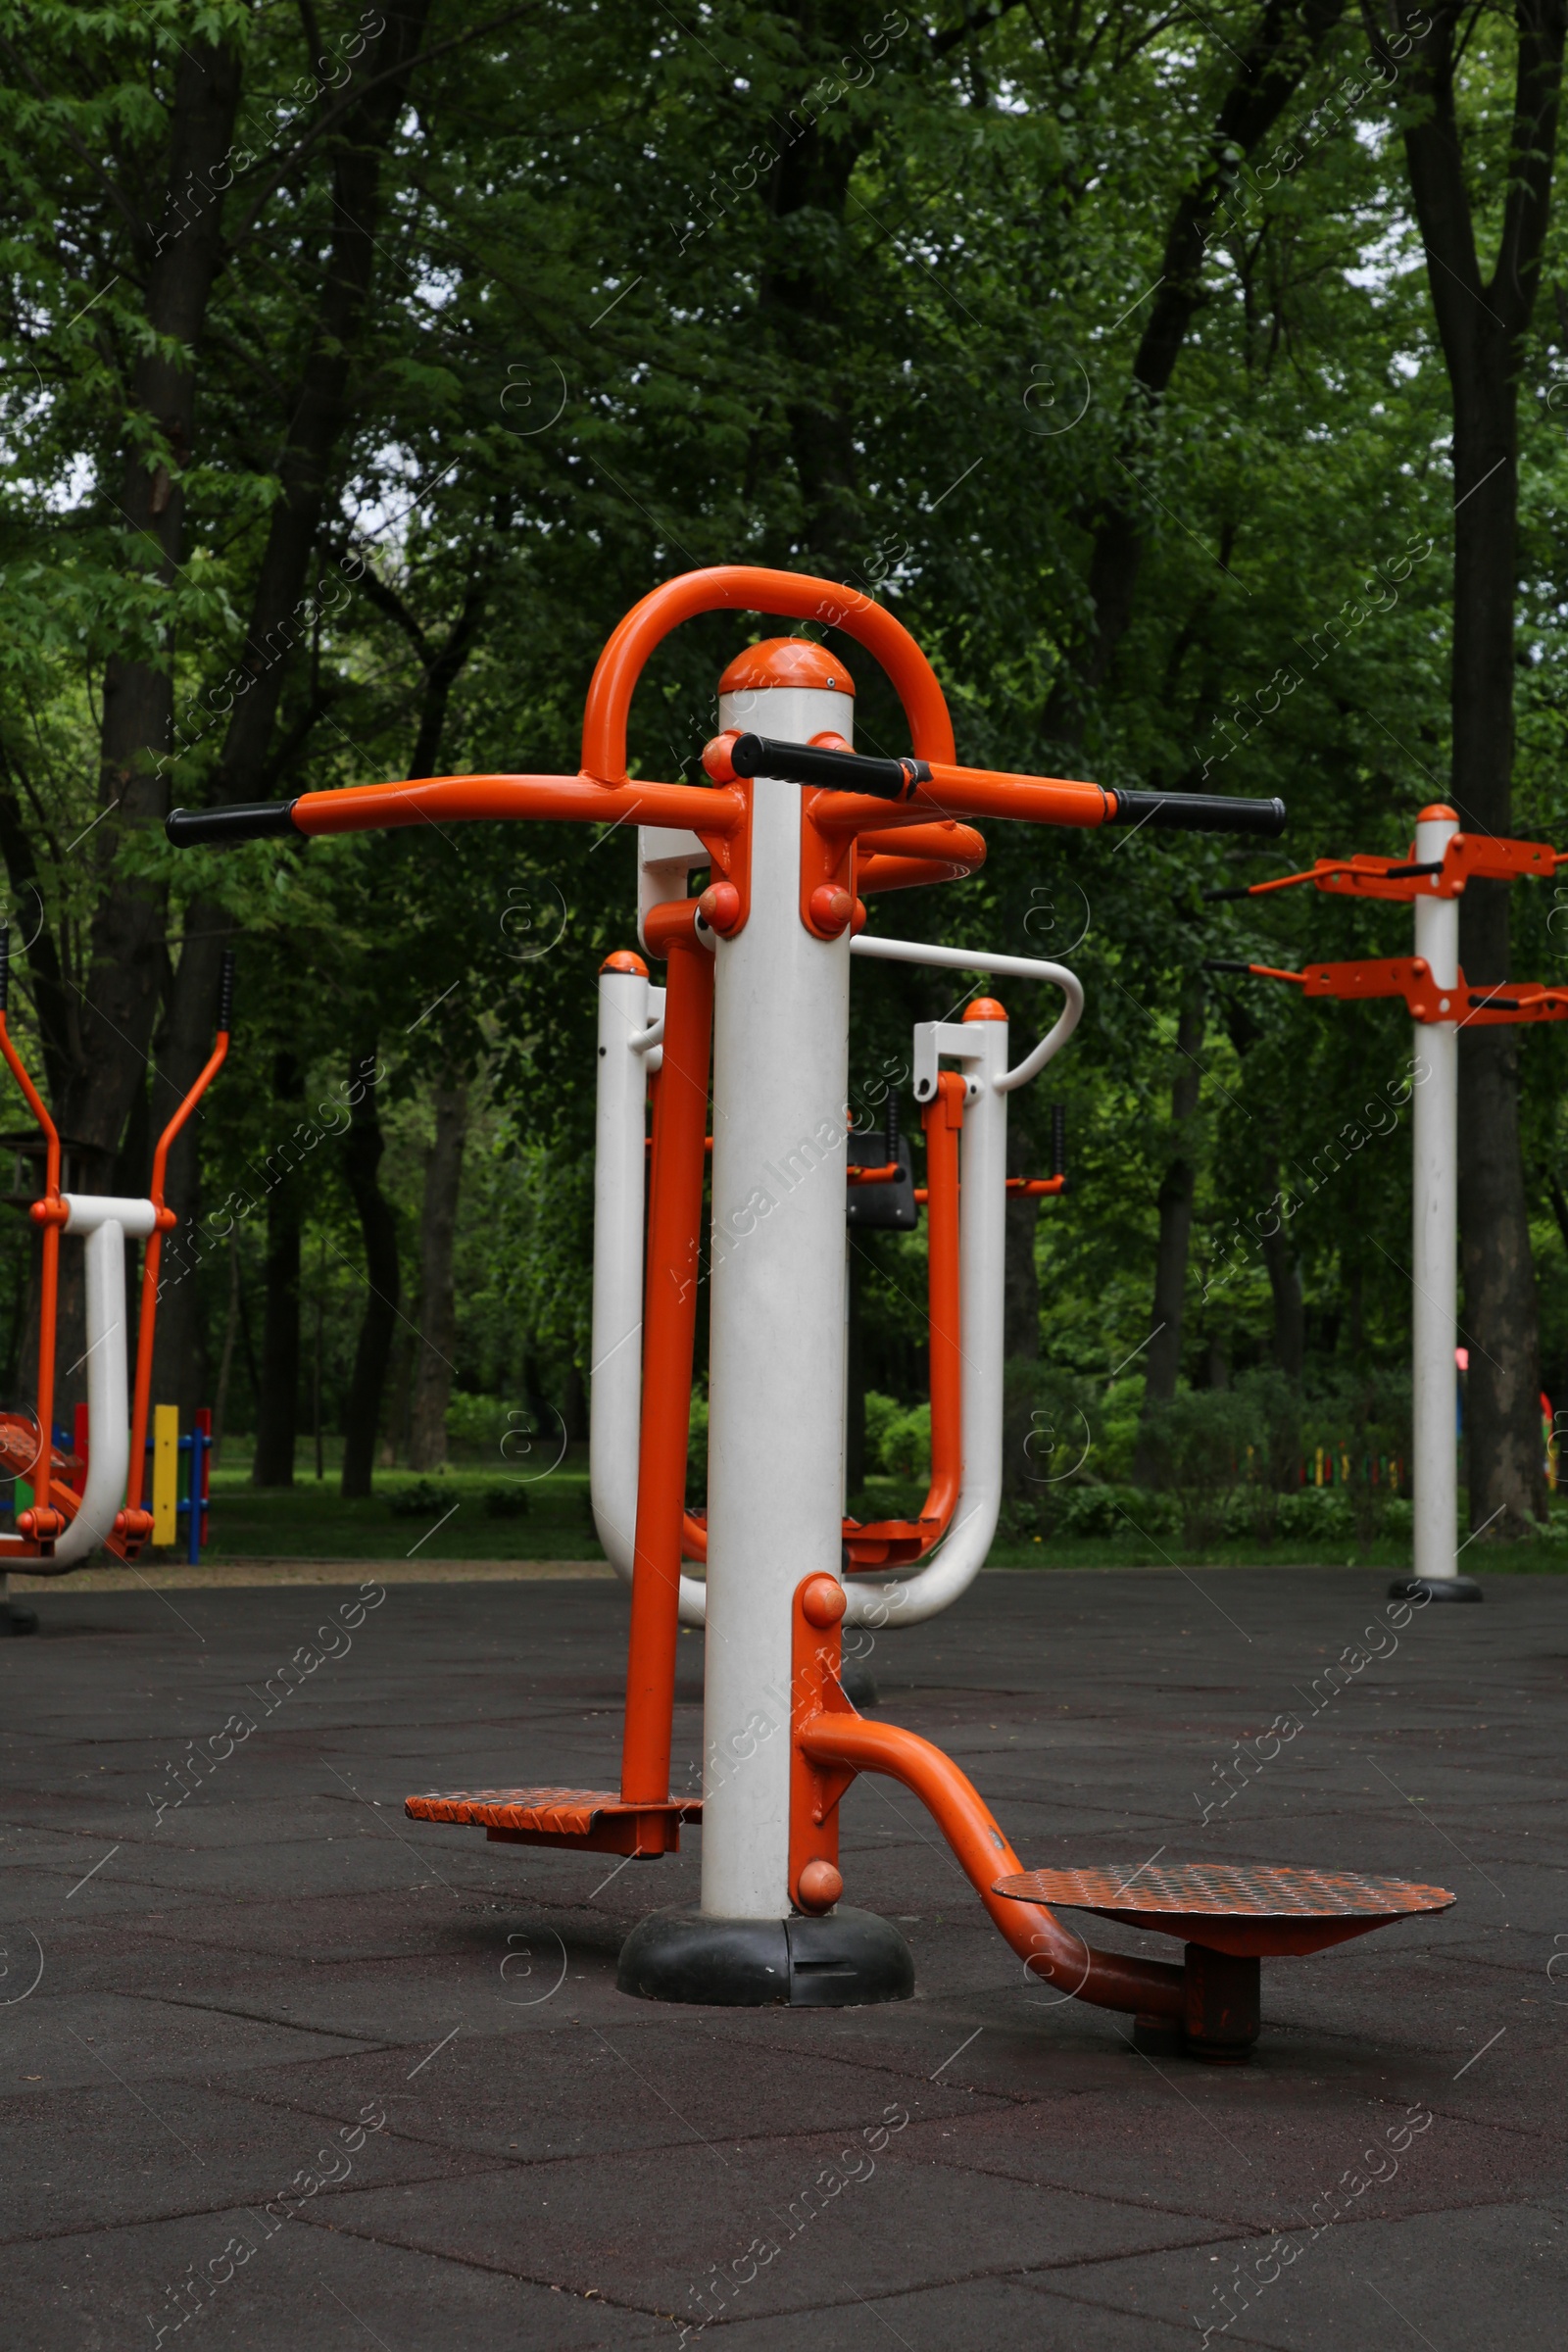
[1209,801,1568,1603]
[0,929,233,1620]
[170,565,1452,2058]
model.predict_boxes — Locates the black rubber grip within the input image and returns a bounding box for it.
[1109,789,1287,837]
[217,949,235,1035]
[0,923,9,1016]
[166,801,300,846]
[885,1088,900,1160]
[1203,958,1259,974]
[1052,1102,1066,1181]
[728,733,925,801]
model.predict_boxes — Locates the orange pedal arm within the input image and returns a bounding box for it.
[790,1576,1183,2017]
[125,952,233,1521]
[0,928,62,1524]
[620,913,713,1805]
[842,1075,963,1570]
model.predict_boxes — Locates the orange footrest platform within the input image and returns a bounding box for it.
[405,1786,702,1856]
[993,1862,1453,1959]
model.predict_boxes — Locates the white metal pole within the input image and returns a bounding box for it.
[702,670,854,1921]
[1410,805,1459,1587]
[49,1199,155,1567]
[589,956,656,1579]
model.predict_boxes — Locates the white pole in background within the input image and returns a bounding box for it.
[1409,804,1462,1592]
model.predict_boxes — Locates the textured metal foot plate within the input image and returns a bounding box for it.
[406,1787,701,1855]
[992,1862,1455,1958]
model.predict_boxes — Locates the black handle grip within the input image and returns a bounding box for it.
[1109,789,1287,837]
[1052,1102,1066,1181]
[885,1088,900,1161]
[729,733,925,801]
[1203,958,1260,974]
[0,922,9,1017]
[217,949,235,1036]
[167,801,300,846]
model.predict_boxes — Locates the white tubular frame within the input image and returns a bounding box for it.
[44,1194,158,1568]
[587,932,1084,1640]
[849,935,1085,1089]
[1411,810,1459,1583]
[839,943,1082,1630]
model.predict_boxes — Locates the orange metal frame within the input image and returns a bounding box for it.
[115,953,234,1551]
[0,928,64,1534]
[1222,824,1568,1031]
[0,936,232,1561]
[788,1573,1184,2018]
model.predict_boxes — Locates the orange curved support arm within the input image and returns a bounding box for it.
[839,1074,961,1571]
[920,1076,963,1539]
[124,952,233,1520]
[798,1709,1183,2018]
[0,930,61,1523]
[790,1577,1183,2019]
[580,565,956,781]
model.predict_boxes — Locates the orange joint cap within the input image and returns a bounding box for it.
[602,950,649,976]
[963,997,1007,1023]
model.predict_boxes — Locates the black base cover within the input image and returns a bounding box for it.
[1388,1575,1483,1603]
[617,1905,914,2008]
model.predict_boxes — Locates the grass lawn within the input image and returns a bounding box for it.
[171,1446,1568,1576]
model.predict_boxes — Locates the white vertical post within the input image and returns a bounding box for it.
[589,956,656,1580]
[703,671,855,1921]
[1411,805,1459,1585]
[49,1200,151,1566]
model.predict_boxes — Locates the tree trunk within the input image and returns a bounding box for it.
[1259,1157,1305,1378]
[150,2,435,1388]
[1047,1,1346,740]
[252,1054,304,1486]
[55,33,244,1178]
[408,1075,468,1471]
[1382,0,1566,1532]
[340,1049,401,1499]
[1133,982,1205,1484]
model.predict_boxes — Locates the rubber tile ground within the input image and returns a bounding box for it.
[2,1567,1564,2349]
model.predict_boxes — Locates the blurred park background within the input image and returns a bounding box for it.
[4,2,1568,1570]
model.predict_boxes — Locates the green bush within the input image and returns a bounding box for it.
[445,1391,523,1456]
[387,1476,448,1519]
[1003,1359,1099,1497]
[863,1392,932,1480]
[1057,1484,1180,1541]
[482,1484,531,1519]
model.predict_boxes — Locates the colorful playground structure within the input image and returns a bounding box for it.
[0,930,230,1628]
[170,565,1453,2058]
[1210,801,1568,1600]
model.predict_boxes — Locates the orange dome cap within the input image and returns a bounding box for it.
[717,637,855,697]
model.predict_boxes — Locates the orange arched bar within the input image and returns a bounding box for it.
[579,566,957,781]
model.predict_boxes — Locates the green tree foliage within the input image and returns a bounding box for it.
[0,2,1562,1520]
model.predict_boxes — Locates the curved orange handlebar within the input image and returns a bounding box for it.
[579,565,957,781]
